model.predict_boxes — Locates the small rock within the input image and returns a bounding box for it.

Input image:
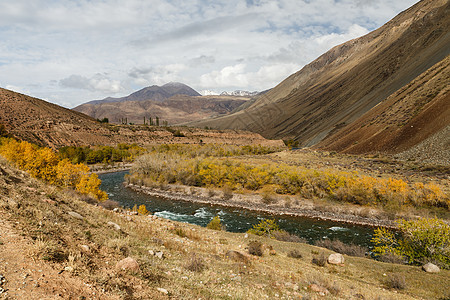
[68,211,84,220]
[107,221,121,231]
[244,233,248,238]
[64,266,73,272]
[155,251,164,259]
[112,208,120,212]
[7,198,19,209]
[126,216,132,222]
[156,287,168,295]
[80,245,91,254]
[422,262,440,273]
[116,257,140,273]
[148,250,155,256]
[309,283,329,295]
[328,253,344,265]
[269,249,277,256]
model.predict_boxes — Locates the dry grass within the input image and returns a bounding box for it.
[1,156,449,299]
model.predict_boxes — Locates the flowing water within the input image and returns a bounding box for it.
[99,171,377,248]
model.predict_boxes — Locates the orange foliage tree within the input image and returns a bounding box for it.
[0,138,107,201]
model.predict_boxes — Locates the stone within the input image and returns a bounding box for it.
[116,257,140,273]
[269,249,277,256]
[80,245,91,254]
[156,287,168,295]
[309,283,329,295]
[422,262,440,273]
[148,250,155,256]
[107,221,121,231]
[68,211,84,220]
[328,253,345,265]
[155,251,164,259]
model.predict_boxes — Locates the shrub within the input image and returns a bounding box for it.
[248,240,263,256]
[372,218,450,268]
[206,216,225,231]
[247,219,282,237]
[272,231,307,243]
[185,254,206,272]
[287,249,303,259]
[222,185,233,200]
[311,253,327,267]
[98,199,120,210]
[137,204,150,215]
[385,274,407,290]
[315,239,367,257]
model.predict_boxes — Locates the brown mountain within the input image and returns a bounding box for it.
[74,94,248,125]
[192,0,450,156]
[74,82,249,125]
[84,82,201,104]
[0,87,283,149]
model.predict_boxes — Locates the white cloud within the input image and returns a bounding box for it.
[0,0,419,107]
[59,74,124,93]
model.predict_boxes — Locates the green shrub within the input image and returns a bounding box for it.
[372,218,450,268]
[207,216,225,231]
[247,219,282,237]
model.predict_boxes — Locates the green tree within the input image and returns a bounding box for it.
[372,218,450,268]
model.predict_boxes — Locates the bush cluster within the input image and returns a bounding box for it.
[58,143,146,164]
[372,217,450,269]
[129,150,449,210]
[0,138,107,201]
[315,239,367,257]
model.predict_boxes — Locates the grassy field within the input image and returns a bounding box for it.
[0,156,449,299]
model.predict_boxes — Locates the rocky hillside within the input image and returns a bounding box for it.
[317,55,450,165]
[0,87,283,149]
[192,0,449,159]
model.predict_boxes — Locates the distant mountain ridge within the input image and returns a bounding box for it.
[83,82,201,105]
[73,82,250,125]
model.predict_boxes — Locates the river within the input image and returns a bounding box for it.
[99,171,377,248]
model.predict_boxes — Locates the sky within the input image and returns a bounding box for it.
[0,0,418,108]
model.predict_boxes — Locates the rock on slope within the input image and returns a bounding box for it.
[192,0,450,159]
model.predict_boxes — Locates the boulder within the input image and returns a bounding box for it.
[68,211,84,220]
[422,262,440,273]
[116,257,140,273]
[328,253,345,265]
[80,245,91,254]
[107,221,121,231]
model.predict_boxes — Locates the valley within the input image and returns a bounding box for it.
[0,0,449,299]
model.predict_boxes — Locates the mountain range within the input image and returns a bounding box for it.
[191,0,449,164]
[74,82,249,125]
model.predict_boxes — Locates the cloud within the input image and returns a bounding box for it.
[59,74,123,93]
[0,0,419,107]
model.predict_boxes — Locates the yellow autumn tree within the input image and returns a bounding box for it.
[55,159,90,187]
[76,173,108,201]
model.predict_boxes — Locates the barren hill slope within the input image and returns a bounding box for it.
[192,0,450,149]
[317,55,450,165]
[0,88,283,149]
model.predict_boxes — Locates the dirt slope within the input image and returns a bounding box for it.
[317,55,450,165]
[0,88,283,149]
[192,0,450,150]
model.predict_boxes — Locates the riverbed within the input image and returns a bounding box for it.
[99,171,377,248]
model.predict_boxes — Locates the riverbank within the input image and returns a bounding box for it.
[90,163,133,174]
[125,182,397,228]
